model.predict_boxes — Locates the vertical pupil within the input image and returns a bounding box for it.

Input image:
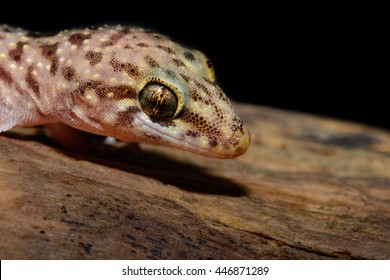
[139,82,178,119]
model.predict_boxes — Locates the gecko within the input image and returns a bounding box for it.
[0,24,250,158]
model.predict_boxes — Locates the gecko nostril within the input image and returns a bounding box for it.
[229,135,240,147]
[232,124,251,156]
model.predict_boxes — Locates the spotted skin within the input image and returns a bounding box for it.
[0,24,250,158]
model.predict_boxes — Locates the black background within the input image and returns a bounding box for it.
[1,4,386,129]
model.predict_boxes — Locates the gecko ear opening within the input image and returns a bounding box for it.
[138,82,181,120]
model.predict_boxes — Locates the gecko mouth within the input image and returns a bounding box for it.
[143,122,251,159]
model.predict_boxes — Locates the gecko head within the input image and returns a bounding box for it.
[128,42,251,158]
[71,26,250,158]
[133,65,251,158]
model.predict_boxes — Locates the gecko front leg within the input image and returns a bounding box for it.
[44,122,140,157]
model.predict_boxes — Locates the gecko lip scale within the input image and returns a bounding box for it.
[138,117,251,158]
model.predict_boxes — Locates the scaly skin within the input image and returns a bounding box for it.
[0,24,250,158]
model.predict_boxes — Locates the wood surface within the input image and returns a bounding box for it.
[1,103,389,259]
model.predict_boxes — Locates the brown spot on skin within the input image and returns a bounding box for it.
[15,83,29,96]
[216,87,229,103]
[189,89,201,102]
[189,89,211,105]
[62,66,76,81]
[150,118,176,128]
[2,27,12,33]
[203,77,215,85]
[214,105,224,120]
[26,66,40,96]
[120,27,133,35]
[209,138,219,147]
[164,70,175,78]
[9,42,27,62]
[74,80,99,94]
[179,73,190,83]
[194,80,208,93]
[157,45,175,54]
[108,85,137,99]
[198,81,228,104]
[68,33,92,47]
[116,106,141,126]
[144,55,159,68]
[145,134,163,141]
[100,33,124,47]
[186,130,200,138]
[172,58,186,67]
[137,42,149,48]
[184,51,195,61]
[85,50,103,66]
[0,65,13,85]
[39,43,59,74]
[110,58,140,77]
[194,80,218,101]
[74,80,136,100]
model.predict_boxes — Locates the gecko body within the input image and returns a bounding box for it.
[0,25,250,158]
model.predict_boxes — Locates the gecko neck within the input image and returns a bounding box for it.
[0,26,69,131]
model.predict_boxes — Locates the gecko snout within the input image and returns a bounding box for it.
[229,124,251,158]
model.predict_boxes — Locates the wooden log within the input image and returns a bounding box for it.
[1,103,389,259]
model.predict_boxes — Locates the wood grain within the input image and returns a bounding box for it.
[1,103,389,259]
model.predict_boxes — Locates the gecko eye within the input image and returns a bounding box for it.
[138,82,179,119]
